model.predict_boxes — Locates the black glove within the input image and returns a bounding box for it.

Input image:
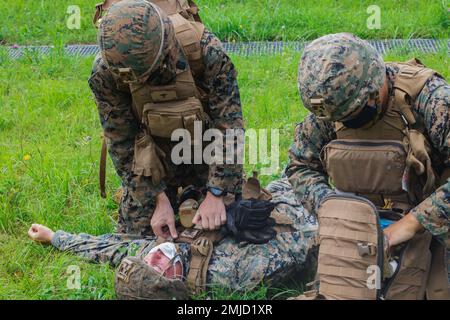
[235,226,276,244]
[227,199,276,230]
[225,199,276,244]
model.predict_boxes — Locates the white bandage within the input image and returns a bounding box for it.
[149,242,183,276]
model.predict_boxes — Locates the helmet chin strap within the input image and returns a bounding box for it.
[161,253,184,280]
[341,93,383,129]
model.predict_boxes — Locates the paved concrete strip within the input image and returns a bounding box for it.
[4,39,449,59]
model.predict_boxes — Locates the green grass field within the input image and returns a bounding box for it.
[0,47,448,299]
[0,0,449,45]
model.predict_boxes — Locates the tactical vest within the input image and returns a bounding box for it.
[95,0,210,196]
[314,59,450,300]
[323,58,442,210]
[96,0,208,137]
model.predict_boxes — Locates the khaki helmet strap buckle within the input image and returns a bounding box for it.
[310,96,331,120]
[115,68,139,84]
[93,2,104,27]
[357,242,377,257]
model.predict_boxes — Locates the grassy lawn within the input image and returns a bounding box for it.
[0,47,448,299]
[0,0,449,45]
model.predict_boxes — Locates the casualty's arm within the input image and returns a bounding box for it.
[50,230,149,267]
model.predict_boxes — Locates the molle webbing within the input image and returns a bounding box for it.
[186,237,213,294]
[336,58,437,139]
[389,58,437,128]
[170,14,205,76]
[317,195,382,300]
[331,58,439,207]
[151,0,205,76]
[130,68,200,113]
[317,195,449,300]
[152,0,200,20]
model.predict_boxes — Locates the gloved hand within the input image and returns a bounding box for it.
[233,226,276,244]
[227,199,276,230]
[224,199,276,244]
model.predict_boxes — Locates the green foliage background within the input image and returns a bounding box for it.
[0,0,448,45]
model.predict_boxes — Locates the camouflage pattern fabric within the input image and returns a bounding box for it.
[98,0,174,79]
[88,27,244,236]
[50,178,318,292]
[298,33,385,121]
[288,38,450,238]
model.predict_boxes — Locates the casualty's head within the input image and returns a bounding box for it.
[98,0,179,83]
[144,242,184,279]
[298,33,387,127]
[115,242,188,300]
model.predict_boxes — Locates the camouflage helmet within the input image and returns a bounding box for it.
[115,256,189,300]
[98,0,177,82]
[298,33,386,121]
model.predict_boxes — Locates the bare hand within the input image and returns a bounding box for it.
[384,213,424,247]
[151,192,178,239]
[28,224,55,244]
[192,192,226,231]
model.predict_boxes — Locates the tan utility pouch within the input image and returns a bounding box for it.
[143,97,206,139]
[323,139,407,195]
[317,194,384,300]
[131,133,167,184]
[187,237,213,294]
[242,171,273,201]
[405,129,437,197]
[179,199,199,229]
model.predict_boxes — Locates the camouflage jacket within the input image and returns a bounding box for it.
[286,65,450,237]
[50,179,318,291]
[88,29,244,202]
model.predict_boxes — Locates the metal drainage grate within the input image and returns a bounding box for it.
[4,39,449,59]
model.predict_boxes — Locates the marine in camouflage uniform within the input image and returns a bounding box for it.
[286,33,449,282]
[49,179,318,291]
[88,0,243,236]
